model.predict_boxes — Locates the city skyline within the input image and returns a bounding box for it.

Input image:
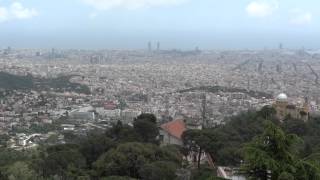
[0,0,319,49]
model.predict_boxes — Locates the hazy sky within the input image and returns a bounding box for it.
[0,0,319,49]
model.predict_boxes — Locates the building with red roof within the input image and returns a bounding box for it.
[159,119,186,146]
[160,119,213,169]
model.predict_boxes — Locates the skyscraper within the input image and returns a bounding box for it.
[148,41,152,52]
[157,41,160,51]
[279,43,283,50]
[7,46,11,53]
[4,46,11,55]
[51,48,56,59]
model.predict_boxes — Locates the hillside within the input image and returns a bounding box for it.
[178,86,273,99]
[0,72,90,94]
[0,72,34,90]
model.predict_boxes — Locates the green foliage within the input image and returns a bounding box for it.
[94,142,181,179]
[117,98,127,110]
[101,176,136,180]
[45,134,59,145]
[191,167,217,180]
[241,121,320,180]
[5,161,36,180]
[281,115,320,157]
[182,129,212,168]
[205,177,227,180]
[35,144,86,179]
[0,149,35,179]
[182,108,279,166]
[106,121,141,143]
[139,161,178,180]
[0,72,33,90]
[282,118,307,136]
[241,121,300,179]
[0,148,29,168]
[277,172,294,180]
[79,132,115,166]
[62,131,81,143]
[178,86,273,99]
[0,116,182,179]
[133,114,159,144]
[259,105,277,120]
[181,106,320,179]
[30,123,56,134]
[0,72,90,94]
[44,75,90,94]
[0,134,10,147]
[1,111,320,180]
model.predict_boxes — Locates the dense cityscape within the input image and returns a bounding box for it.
[0,46,320,179]
[1,0,320,179]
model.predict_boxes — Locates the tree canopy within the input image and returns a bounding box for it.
[0,110,320,179]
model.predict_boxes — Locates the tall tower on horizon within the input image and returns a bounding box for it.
[157,41,160,51]
[279,43,283,50]
[51,48,56,59]
[148,41,152,52]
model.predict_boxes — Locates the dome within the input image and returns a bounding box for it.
[276,93,288,101]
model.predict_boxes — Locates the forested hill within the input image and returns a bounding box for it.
[0,72,34,90]
[178,86,273,99]
[0,72,90,94]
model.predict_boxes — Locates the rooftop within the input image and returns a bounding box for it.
[160,119,186,139]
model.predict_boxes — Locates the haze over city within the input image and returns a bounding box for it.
[0,0,319,49]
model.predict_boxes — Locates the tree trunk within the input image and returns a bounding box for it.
[197,147,202,169]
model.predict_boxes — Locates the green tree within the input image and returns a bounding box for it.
[94,142,181,179]
[36,144,86,179]
[0,148,29,177]
[277,172,294,180]
[6,161,37,180]
[184,107,281,166]
[182,129,206,168]
[94,142,153,178]
[191,167,218,180]
[101,176,136,180]
[241,121,299,179]
[282,118,307,136]
[241,121,320,180]
[0,134,10,147]
[258,105,277,120]
[294,153,320,180]
[106,121,141,143]
[139,161,178,180]
[133,114,159,144]
[79,132,115,166]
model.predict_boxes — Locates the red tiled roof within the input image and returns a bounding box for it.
[160,119,186,139]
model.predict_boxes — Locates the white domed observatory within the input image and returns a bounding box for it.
[276,93,288,102]
[273,93,309,122]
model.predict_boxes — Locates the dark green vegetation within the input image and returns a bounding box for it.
[12,123,57,135]
[1,108,320,179]
[36,75,90,94]
[0,114,182,180]
[182,106,320,179]
[241,121,320,179]
[0,72,33,90]
[0,72,90,94]
[178,86,273,99]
